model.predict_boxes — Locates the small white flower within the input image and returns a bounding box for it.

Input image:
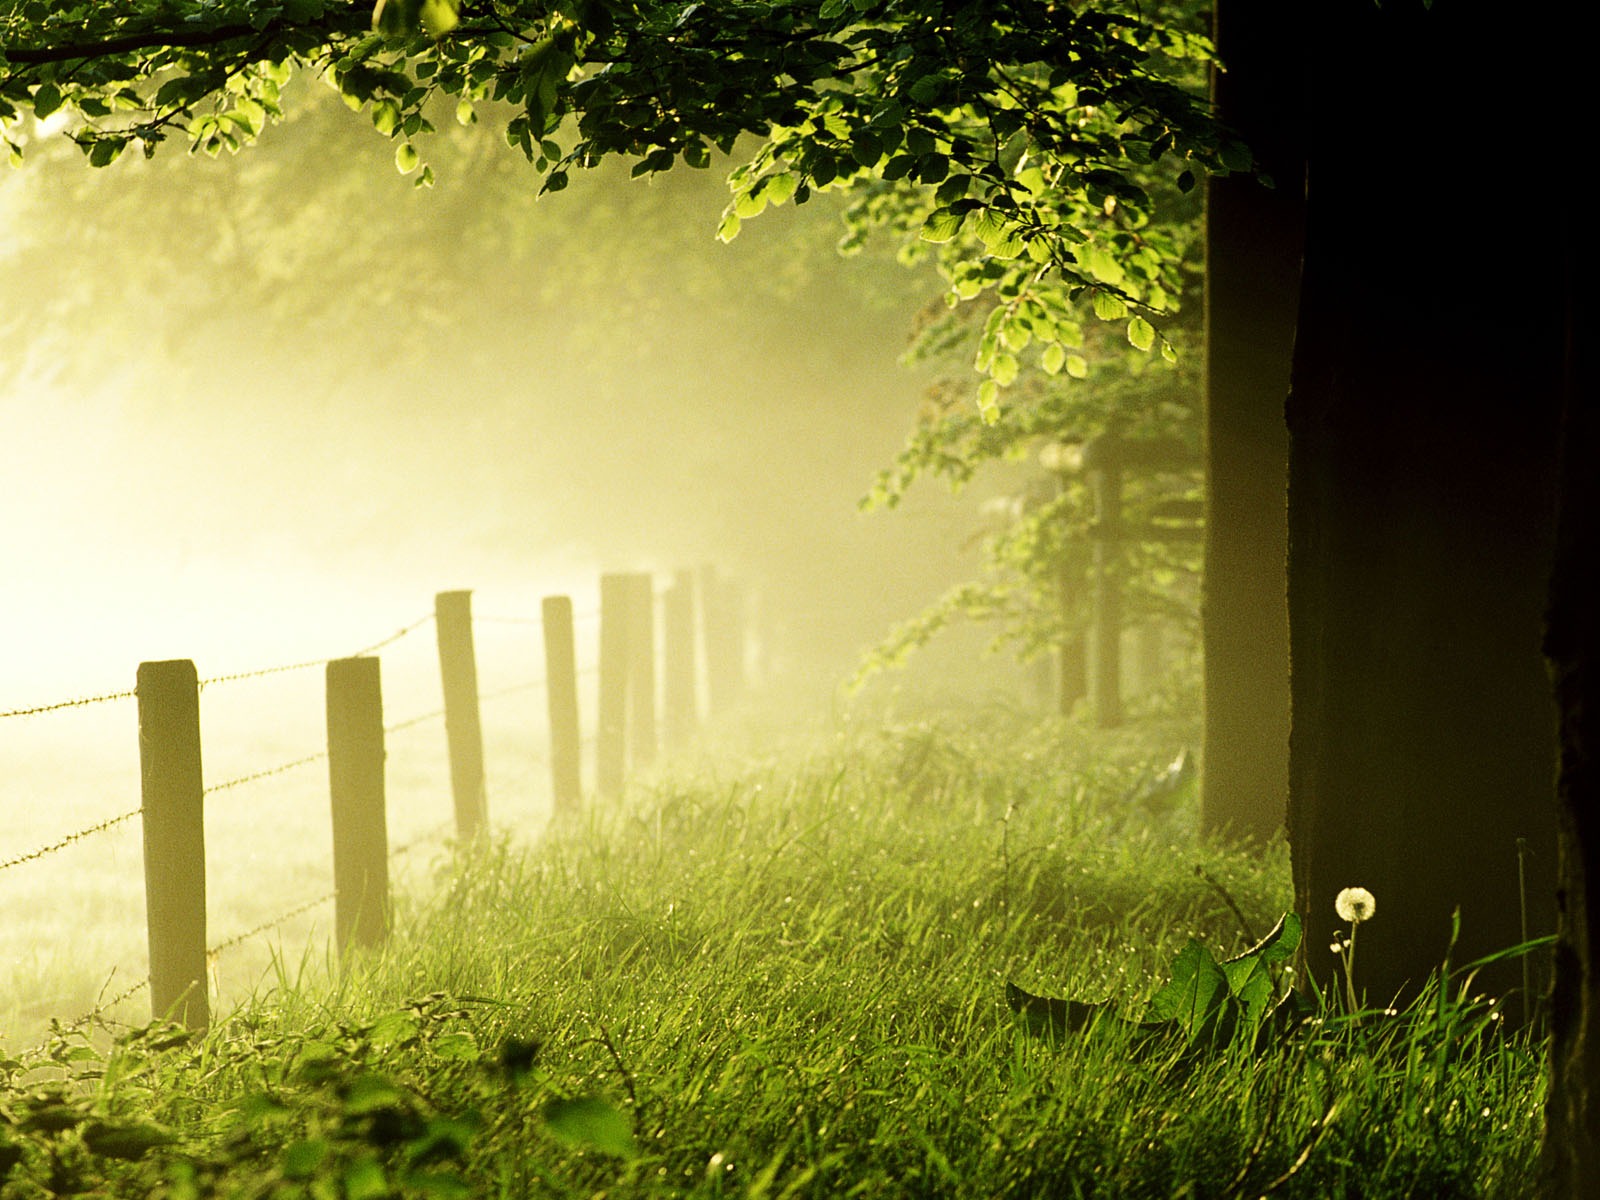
[1335,886,1377,924]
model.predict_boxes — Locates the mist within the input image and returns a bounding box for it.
[2,86,1013,703]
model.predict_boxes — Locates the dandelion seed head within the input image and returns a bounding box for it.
[1335,886,1377,924]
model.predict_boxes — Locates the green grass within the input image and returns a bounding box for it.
[0,710,1544,1198]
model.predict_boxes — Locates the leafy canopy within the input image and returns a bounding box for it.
[1,0,1236,415]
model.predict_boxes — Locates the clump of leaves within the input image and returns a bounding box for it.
[1009,912,1306,1054]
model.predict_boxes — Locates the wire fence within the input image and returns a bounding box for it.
[2,577,715,1039]
[0,598,571,1041]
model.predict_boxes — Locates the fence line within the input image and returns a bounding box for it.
[0,688,137,722]
[5,571,745,1034]
[204,750,328,795]
[0,807,142,874]
[352,612,434,657]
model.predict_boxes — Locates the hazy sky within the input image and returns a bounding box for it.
[2,92,1007,700]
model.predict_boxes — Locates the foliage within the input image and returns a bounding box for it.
[854,322,1202,695]
[0,714,1543,1198]
[1,0,1239,409]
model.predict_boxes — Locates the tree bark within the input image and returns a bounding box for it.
[1540,65,1597,1192]
[1286,1,1562,1009]
[1199,0,1304,843]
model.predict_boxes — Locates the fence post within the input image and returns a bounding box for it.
[597,573,630,799]
[326,657,388,954]
[701,566,746,715]
[1086,433,1124,728]
[662,569,698,750]
[625,572,657,769]
[137,659,208,1032]
[541,595,582,815]
[435,590,486,840]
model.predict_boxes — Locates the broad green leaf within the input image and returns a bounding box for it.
[991,352,1019,386]
[764,172,799,206]
[395,142,420,173]
[1146,939,1229,1038]
[372,99,401,136]
[420,0,460,36]
[32,82,63,119]
[734,187,768,218]
[81,1119,177,1161]
[1161,338,1178,363]
[1041,343,1066,375]
[1091,291,1127,320]
[282,1138,331,1180]
[920,209,963,244]
[543,1097,637,1159]
[1065,354,1089,379]
[1127,316,1155,351]
[717,210,741,243]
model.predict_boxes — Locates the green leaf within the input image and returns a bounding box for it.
[32,82,63,120]
[919,209,963,244]
[1127,316,1155,352]
[82,1120,177,1161]
[372,99,402,136]
[1219,139,1253,172]
[1041,343,1066,375]
[543,1097,637,1159]
[1064,354,1089,379]
[1145,939,1230,1040]
[1091,291,1127,321]
[717,210,741,243]
[420,0,460,36]
[395,142,420,173]
[283,1138,331,1180]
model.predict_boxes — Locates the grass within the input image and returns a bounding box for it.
[0,707,1545,1198]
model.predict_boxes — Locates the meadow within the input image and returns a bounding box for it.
[0,700,1545,1198]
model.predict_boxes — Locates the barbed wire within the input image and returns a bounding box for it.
[206,890,339,962]
[0,807,142,874]
[205,749,328,795]
[199,657,329,689]
[385,708,446,734]
[28,818,462,1046]
[0,688,137,721]
[480,678,546,704]
[352,613,434,658]
[54,975,152,1036]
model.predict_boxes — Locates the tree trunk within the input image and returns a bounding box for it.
[1540,74,1597,1193]
[1286,2,1562,1009]
[1199,0,1303,843]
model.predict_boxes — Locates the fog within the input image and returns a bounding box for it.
[2,85,1020,705]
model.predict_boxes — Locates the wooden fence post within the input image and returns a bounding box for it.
[625,572,657,769]
[1085,433,1124,728]
[435,590,486,840]
[541,595,582,815]
[137,659,208,1031]
[597,573,630,799]
[326,657,388,954]
[662,569,698,750]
